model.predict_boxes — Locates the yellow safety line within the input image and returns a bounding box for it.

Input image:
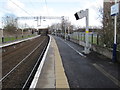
[93,63,120,87]
[52,36,69,88]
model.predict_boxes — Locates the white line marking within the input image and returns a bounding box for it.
[0,38,45,82]
[93,63,120,87]
[29,35,51,89]
[60,38,86,57]
[0,35,40,48]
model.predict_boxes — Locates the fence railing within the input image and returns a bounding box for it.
[1,34,36,43]
[68,32,120,51]
[70,32,100,44]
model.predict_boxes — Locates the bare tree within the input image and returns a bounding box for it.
[2,14,18,33]
[98,5,114,48]
[49,19,74,35]
[61,18,74,34]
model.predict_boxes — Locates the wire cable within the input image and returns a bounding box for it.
[44,0,49,16]
[9,0,32,16]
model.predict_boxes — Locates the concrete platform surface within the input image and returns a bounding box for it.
[35,36,69,88]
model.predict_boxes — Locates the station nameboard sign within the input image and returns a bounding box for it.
[111,3,119,16]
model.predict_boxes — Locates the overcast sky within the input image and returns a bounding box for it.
[0,0,103,28]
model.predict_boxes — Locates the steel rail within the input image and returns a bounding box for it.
[0,38,46,82]
[22,37,49,89]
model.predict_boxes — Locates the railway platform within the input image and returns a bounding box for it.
[30,36,69,88]
[30,35,120,89]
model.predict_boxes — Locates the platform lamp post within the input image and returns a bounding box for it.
[22,26,23,38]
[57,23,59,36]
[111,0,119,62]
[64,22,66,40]
[60,28,62,37]
[74,9,90,54]
[1,17,4,43]
[62,16,66,40]
[68,25,70,40]
[21,24,25,38]
[54,25,57,36]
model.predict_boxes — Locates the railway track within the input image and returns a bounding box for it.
[1,35,49,89]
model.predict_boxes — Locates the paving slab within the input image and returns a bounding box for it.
[35,36,69,89]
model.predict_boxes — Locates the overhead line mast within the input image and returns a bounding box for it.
[16,16,63,20]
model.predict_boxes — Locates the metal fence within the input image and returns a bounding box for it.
[69,32,120,51]
[70,32,99,44]
[1,34,36,43]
